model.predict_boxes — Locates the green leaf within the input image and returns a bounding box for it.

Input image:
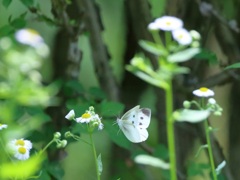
[173,109,211,123]
[10,17,26,29]
[194,49,218,65]
[187,162,210,176]
[46,162,64,179]
[2,0,12,8]
[97,154,103,175]
[88,87,106,100]
[0,154,44,179]
[153,144,169,160]
[104,121,131,150]
[168,48,201,63]
[126,65,169,90]
[0,25,14,38]
[225,62,240,70]
[20,0,34,7]
[134,154,170,169]
[100,101,124,117]
[139,40,167,56]
[171,66,190,75]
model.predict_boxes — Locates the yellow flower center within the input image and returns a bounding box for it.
[199,87,209,92]
[15,139,25,146]
[178,34,184,39]
[81,113,91,119]
[27,29,39,36]
[18,147,27,154]
[166,21,172,26]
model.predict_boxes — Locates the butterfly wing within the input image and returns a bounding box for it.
[137,108,151,128]
[117,105,151,143]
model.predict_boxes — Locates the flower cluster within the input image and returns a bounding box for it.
[8,138,33,161]
[65,106,103,131]
[191,87,222,116]
[148,16,199,46]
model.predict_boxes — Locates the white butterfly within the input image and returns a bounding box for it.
[117,105,151,143]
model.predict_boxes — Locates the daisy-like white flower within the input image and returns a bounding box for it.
[172,28,192,45]
[65,110,75,120]
[0,124,8,130]
[15,28,44,47]
[14,146,30,160]
[193,87,214,97]
[8,138,32,161]
[10,139,33,150]
[153,16,183,31]
[76,112,93,123]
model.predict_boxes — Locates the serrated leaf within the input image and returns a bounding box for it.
[173,109,211,123]
[104,121,131,150]
[2,0,12,8]
[97,154,103,175]
[139,40,167,56]
[100,101,124,117]
[88,87,106,100]
[168,48,201,62]
[225,62,240,70]
[134,154,170,169]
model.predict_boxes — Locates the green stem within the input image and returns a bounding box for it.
[41,139,55,154]
[89,132,100,180]
[152,30,164,48]
[165,80,177,180]
[201,98,217,180]
[165,31,172,49]
[204,120,217,180]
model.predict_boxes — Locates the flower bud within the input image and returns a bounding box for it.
[183,101,191,109]
[54,132,61,139]
[60,140,67,148]
[65,131,72,138]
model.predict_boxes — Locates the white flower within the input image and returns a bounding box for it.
[9,139,32,150]
[76,112,93,123]
[153,16,183,31]
[15,28,44,47]
[208,98,216,104]
[193,87,214,97]
[8,139,32,160]
[172,28,192,45]
[148,22,160,30]
[65,110,75,120]
[98,122,104,130]
[14,146,30,160]
[0,124,7,130]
